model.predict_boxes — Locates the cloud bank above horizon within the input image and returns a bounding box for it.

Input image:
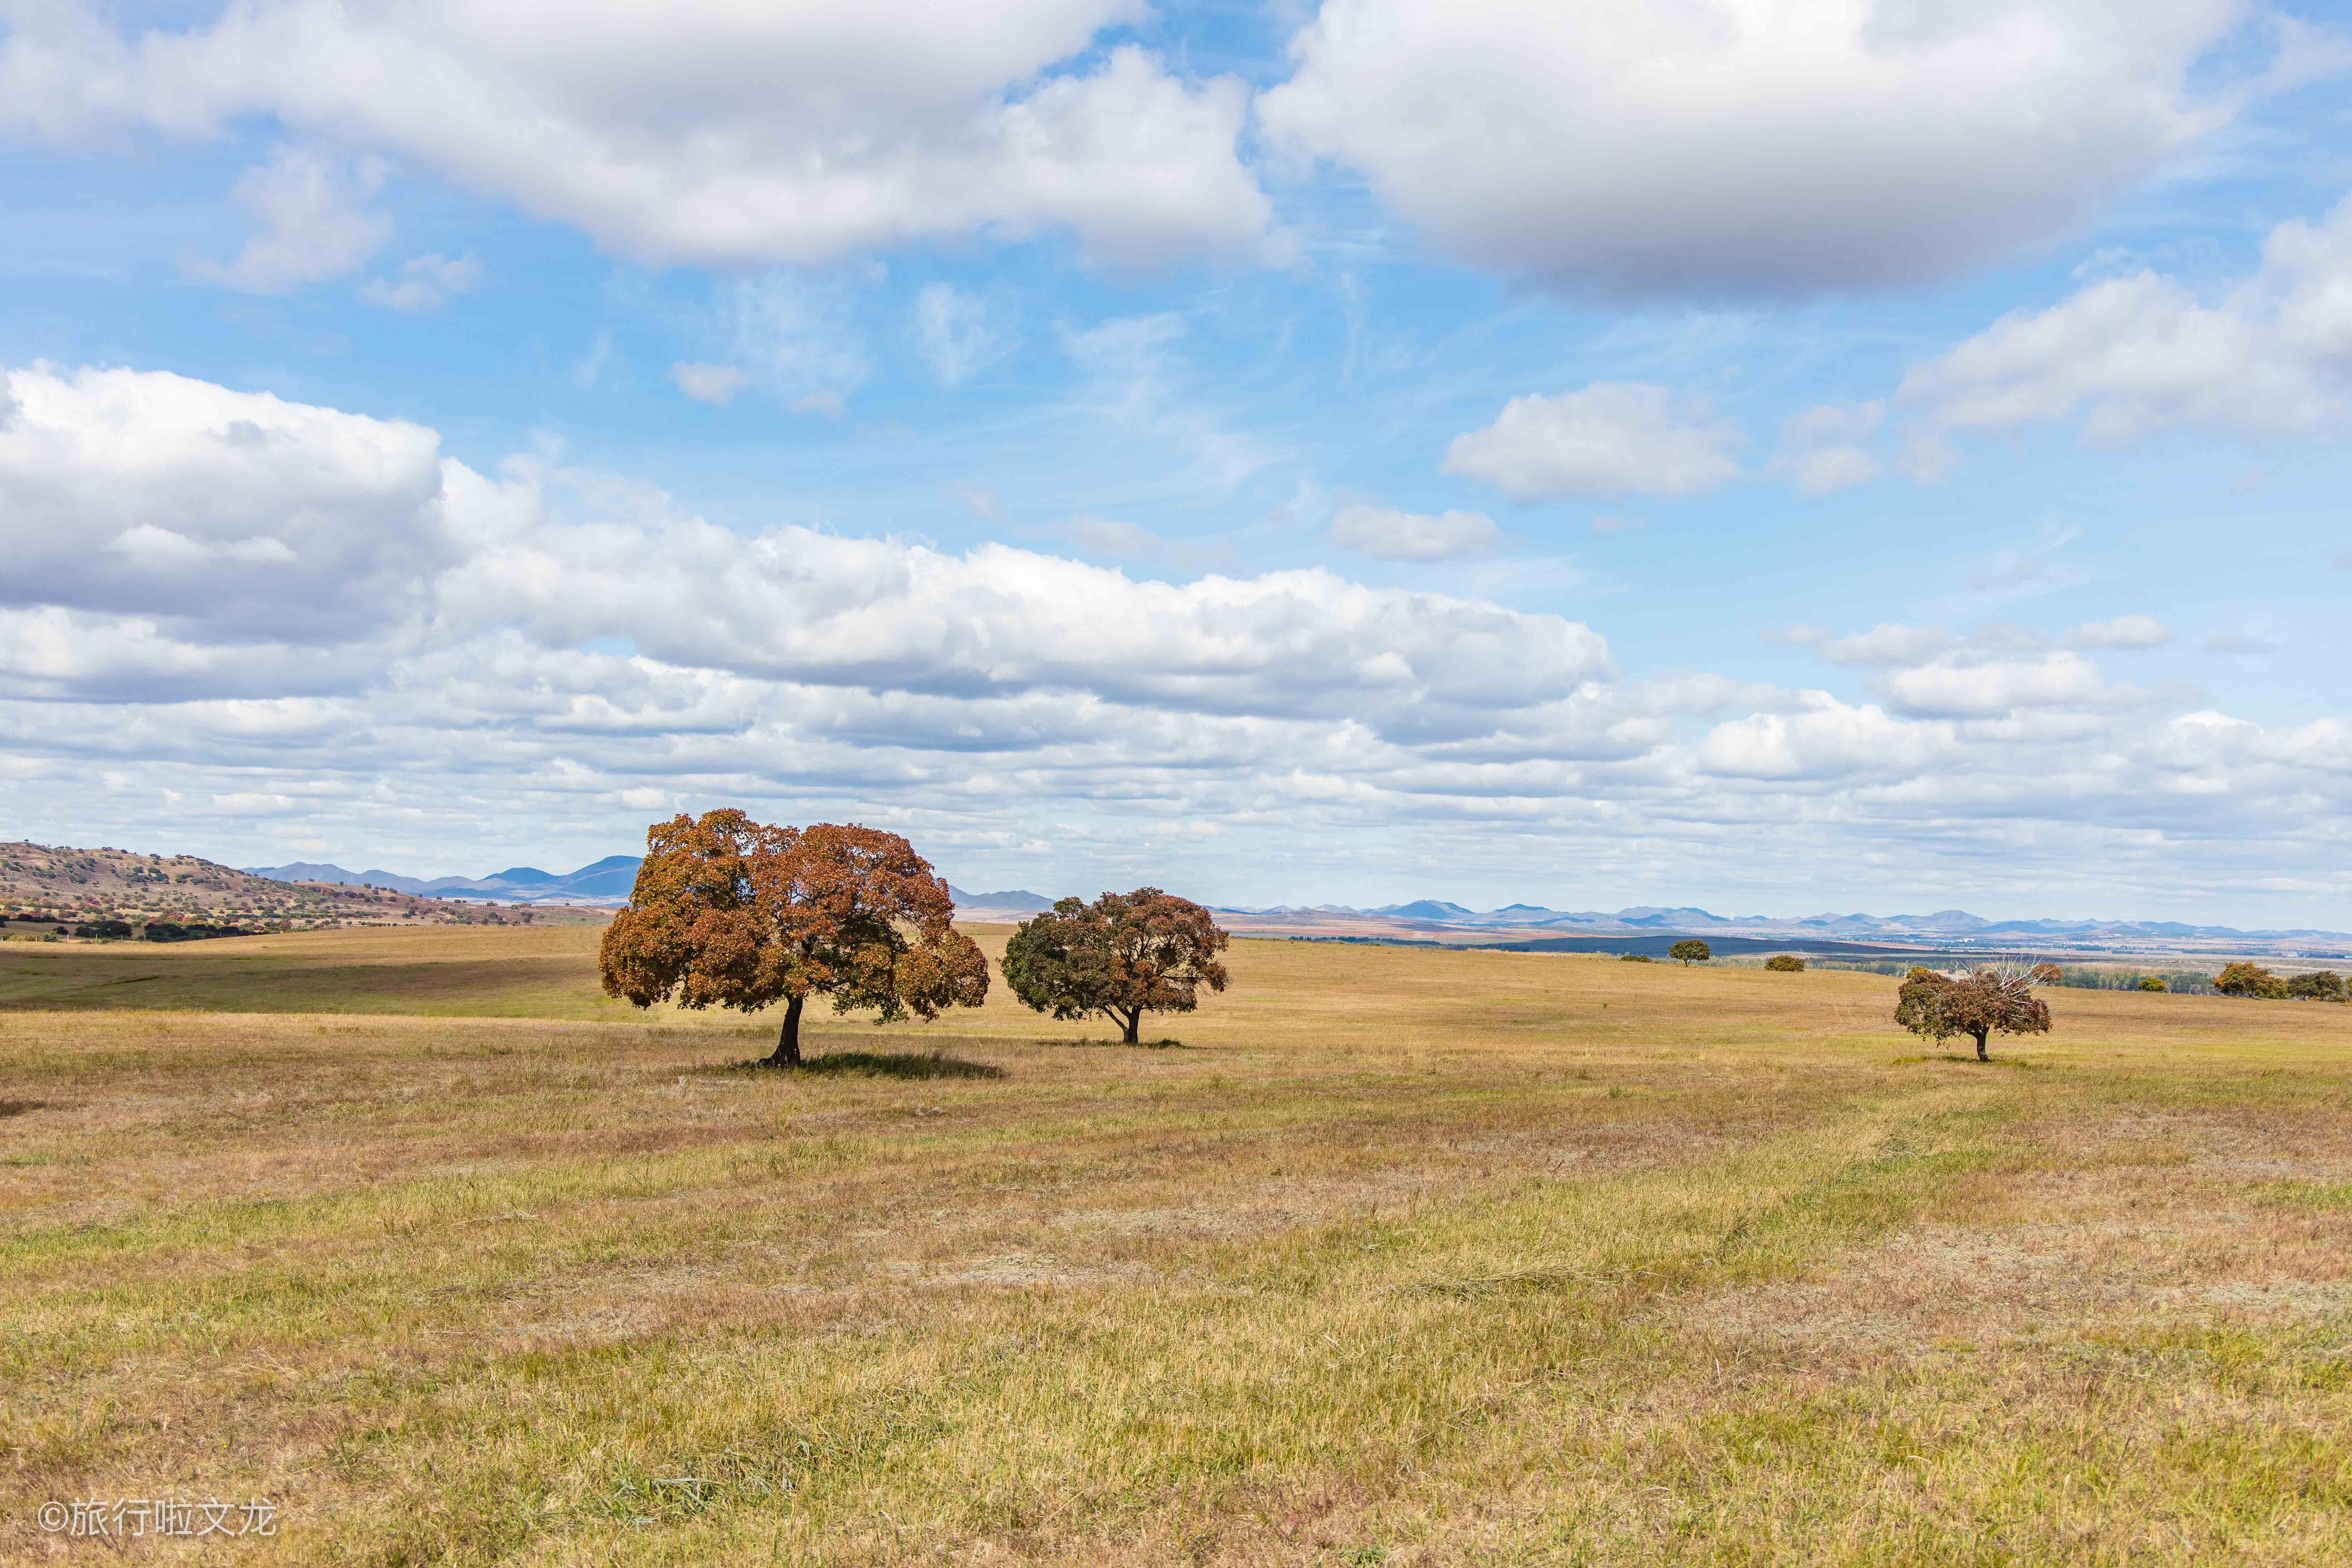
[4,361,2347,922]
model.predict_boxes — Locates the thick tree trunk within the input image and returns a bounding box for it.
[1121,1008,1142,1044]
[766,994,806,1066]
[1972,1028,1989,1062]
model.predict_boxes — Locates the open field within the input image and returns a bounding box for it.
[0,926,643,1021]
[5,928,2352,1564]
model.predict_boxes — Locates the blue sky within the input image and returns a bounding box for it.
[3,0,2351,923]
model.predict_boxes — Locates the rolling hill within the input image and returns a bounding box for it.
[0,842,540,931]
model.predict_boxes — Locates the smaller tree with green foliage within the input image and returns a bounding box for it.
[1764,953,1805,972]
[1895,965,2052,1062]
[2286,970,2346,1002]
[2214,961,2287,999]
[1002,889,1229,1043]
[2136,977,2167,992]
[1668,939,1711,966]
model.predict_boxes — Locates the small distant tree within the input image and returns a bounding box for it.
[2286,970,2346,1002]
[1895,964,2052,1062]
[1669,939,1711,966]
[598,811,989,1065]
[1002,889,1229,1044]
[2214,961,2287,999]
[2136,977,2167,992]
[2030,963,2064,984]
[1764,954,1805,972]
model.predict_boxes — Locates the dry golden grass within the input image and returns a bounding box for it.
[4,929,2351,1564]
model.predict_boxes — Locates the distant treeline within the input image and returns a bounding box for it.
[1811,958,2219,994]
[0,915,259,942]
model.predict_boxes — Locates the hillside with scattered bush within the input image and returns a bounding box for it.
[0,841,578,938]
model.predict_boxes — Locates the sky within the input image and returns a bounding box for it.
[3,0,2351,924]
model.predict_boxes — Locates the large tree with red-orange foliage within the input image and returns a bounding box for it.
[598,810,988,1065]
[1000,888,1229,1044]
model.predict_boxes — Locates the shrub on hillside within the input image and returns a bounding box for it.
[2137,977,2167,992]
[1619,952,1652,963]
[142,921,253,942]
[1764,954,1805,972]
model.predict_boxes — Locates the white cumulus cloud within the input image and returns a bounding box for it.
[2067,615,2173,649]
[1901,193,2352,444]
[357,253,482,312]
[1,3,1275,272]
[1445,383,1743,499]
[1876,651,2128,719]
[1699,698,1948,781]
[9,361,2352,918]
[1259,0,2251,297]
[0,363,454,645]
[671,364,748,406]
[1769,401,1885,494]
[192,144,388,293]
[1329,504,1500,560]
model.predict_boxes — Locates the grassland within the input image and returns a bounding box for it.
[4,927,2351,1564]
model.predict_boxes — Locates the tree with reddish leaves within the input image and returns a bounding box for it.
[2215,961,2287,999]
[1895,963,2052,1062]
[598,810,988,1065]
[1001,888,1230,1044]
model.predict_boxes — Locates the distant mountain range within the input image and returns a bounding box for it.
[234,858,2352,954]
[244,857,642,902]
[243,859,1063,915]
[947,886,1055,913]
[1217,900,2350,944]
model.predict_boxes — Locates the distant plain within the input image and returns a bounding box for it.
[5,927,2351,1564]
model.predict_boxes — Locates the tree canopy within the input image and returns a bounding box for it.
[598,810,988,1065]
[1000,888,1230,1044]
[2287,970,2346,1002]
[1669,939,1711,965]
[2215,961,2287,999]
[1764,953,1805,972]
[1895,965,2051,1062]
